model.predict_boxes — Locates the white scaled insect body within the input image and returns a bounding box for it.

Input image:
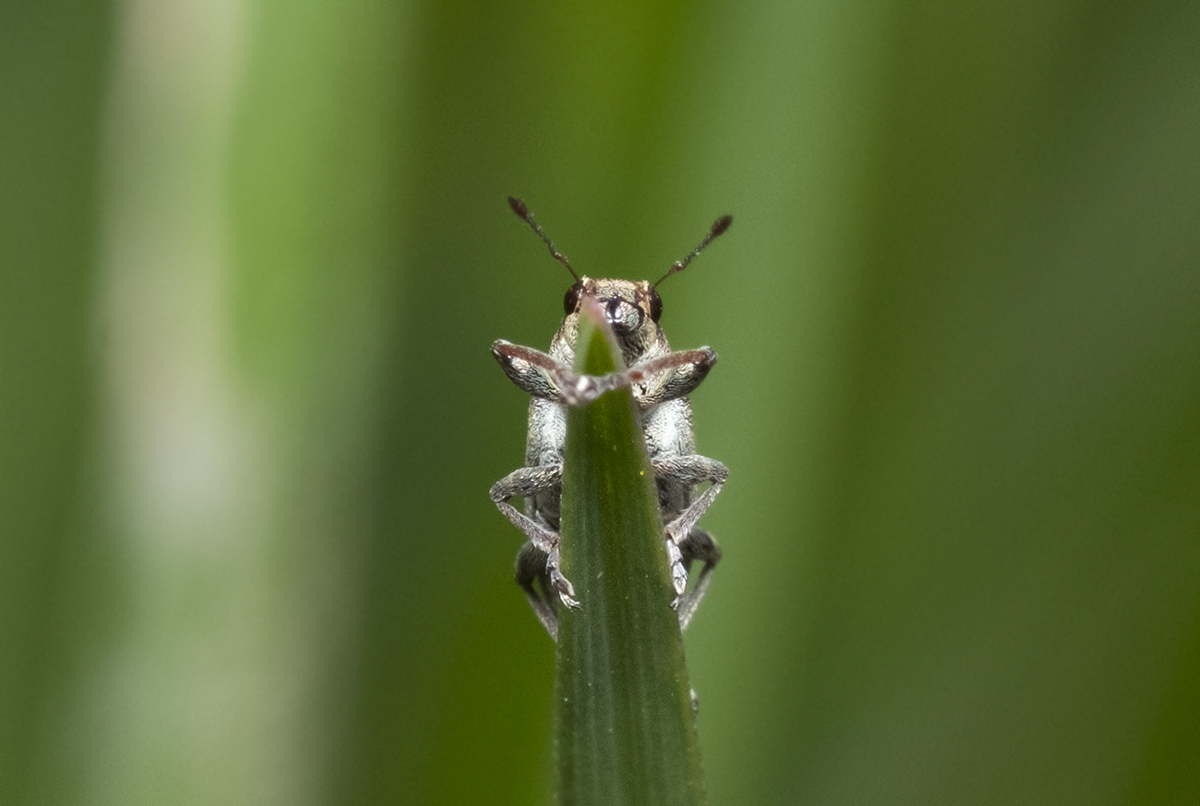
[491,198,730,640]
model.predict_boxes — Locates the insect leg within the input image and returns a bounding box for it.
[515,540,560,640]
[675,528,722,631]
[492,341,571,401]
[651,454,728,603]
[490,465,580,611]
[492,339,630,406]
[629,347,718,407]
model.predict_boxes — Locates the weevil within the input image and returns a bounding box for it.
[490,197,730,640]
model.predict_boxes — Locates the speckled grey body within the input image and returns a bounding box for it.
[492,274,728,640]
[490,199,731,639]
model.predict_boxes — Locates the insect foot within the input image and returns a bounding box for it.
[492,197,731,639]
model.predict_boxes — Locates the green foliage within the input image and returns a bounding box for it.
[557,309,703,806]
[3,1,1199,805]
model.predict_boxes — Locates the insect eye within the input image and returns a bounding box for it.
[563,281,583,315]
[648,287,663,322]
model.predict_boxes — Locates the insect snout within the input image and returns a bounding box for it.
[604,297,645,334]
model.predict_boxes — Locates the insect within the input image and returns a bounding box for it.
[490,197,730,640]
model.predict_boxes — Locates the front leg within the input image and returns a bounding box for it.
[491,341,569,401]
[489,465,580,611]
[492,340,630,405]
[629,347,718,408]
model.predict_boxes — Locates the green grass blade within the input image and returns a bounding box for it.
[555,305,705,806]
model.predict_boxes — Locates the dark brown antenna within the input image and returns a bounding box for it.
[653,214,732,288]
[508,197,579,282]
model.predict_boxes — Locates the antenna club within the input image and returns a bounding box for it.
[508,196,530,220]
[652,211,733,288]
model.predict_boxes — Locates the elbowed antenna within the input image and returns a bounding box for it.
[508,197,579,282]
[653,214,733,288]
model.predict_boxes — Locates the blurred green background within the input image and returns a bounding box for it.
[3,1,1198,804]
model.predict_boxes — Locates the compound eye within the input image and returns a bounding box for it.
[648,287,663,322]
[563,281,583,315]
